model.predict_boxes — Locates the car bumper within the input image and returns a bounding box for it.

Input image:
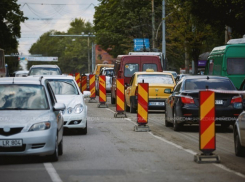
[176,105,241,125]
[148,99,166,110]
[63,112,87,129]
[0,128,56,156]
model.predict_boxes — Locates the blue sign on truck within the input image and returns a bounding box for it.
[134,38,150,51]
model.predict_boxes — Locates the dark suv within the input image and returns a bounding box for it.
[28,65,62,75]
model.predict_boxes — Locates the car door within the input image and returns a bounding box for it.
[167,81,182,119]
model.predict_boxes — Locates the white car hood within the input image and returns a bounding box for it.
[0,110,54,128]
[56,95,83,108]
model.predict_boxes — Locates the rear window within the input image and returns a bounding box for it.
[137,74,174,84]
[143,64,157,71]
[185,79,235,90]
[124,64,139,77]
[227,58,245,75]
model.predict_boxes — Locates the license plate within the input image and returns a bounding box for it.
[0,139,23,147]
[215,100,223,105]
[149,102,165,106]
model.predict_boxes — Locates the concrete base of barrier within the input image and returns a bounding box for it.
[88,98,97,103]
[194,153,221,164]
[114,112,127,118]
[134,125,151,132]
[97,103,108,108]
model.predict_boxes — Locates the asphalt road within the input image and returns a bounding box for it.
[0,95,245,182]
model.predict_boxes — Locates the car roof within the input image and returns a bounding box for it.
[163,71,177,73]
[15,70,29,74]
[182,75,229,80]
[134,71,173,76]
[0,77,43,85]
[30,65,60,68]
[30,75,74,80]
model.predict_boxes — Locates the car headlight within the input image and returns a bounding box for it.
[74,104,83,114]
[67,107,73,114]
[29,122,51,132]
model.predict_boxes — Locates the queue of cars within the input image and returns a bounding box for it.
[0,64,91,161]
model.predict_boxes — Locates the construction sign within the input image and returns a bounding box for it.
[81,75,87,93]
[116,79,125,112]
[137,83,149,125]
[99,75,106,103]
[89,74,96,99]
[75,73,81,88]
[199,90,215,153]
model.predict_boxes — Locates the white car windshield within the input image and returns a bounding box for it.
[49,79,79,95]
[137,74,174,84]
[0,85,49,110]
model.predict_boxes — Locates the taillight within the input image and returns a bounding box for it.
[231,96,242,103]
[181,96,194,104]
[135,86,138,96]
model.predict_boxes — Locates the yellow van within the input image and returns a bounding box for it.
[93,64,114,76]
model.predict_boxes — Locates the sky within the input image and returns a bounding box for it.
[17,0,99,55]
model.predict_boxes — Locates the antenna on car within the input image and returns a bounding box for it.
[39,76,43,84]
[207,76,209,80]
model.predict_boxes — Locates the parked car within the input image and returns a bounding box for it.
[125,71,175,113]
[93,64,114,76]
[111,55,163,104]
[0,77,65,161]
[234,111,245,157]
[96,67,114,94]
[165,75,243,131]
[44,75,91,134]
[14,70,29,77]
[28,65,62,75]
[163,71,178,79]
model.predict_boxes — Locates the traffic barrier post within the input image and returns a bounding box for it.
[114,79,127,118]
[134,82,150,132]
[194,90,220,163]
[98,75,108,108]
[89,74,96,103]
[81,74,87,93]
[75,73,81,89]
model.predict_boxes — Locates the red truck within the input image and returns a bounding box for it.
[111,55,163,104]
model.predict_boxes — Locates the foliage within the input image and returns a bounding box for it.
[0,0,27,53]
[94,0,163,58]
[29,18,94,74]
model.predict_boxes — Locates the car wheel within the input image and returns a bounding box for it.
[48,135,59,162]
[234,131,245,157]
[165,109,171,127]
[58,139,63,156]
[173,111,181,131]
[111,92,115,104]
[125,99,130,112]
[130,101,136,113]
[78,122,87,135]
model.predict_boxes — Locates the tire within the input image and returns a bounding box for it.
[221,123,230,130]
[165,109,171,127]
[111,92,115,104]
[130,101,137,113]
[234,131,245,157]
[48,135,59,162]
[173,110,181,131]
[58,139,63,156]
[78,122,87,135]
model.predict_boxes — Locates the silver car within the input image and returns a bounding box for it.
[0,77,65,161]
[234,111,245,157]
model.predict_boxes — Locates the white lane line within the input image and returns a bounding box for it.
[123,117,245,179]
[44,163,63,182]
[106,108,116,113]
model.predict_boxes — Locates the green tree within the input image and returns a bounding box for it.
[0,0,27,53]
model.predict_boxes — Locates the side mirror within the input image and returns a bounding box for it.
[164,89,172,94]
[83,91,91,98]
[53,103,66,111]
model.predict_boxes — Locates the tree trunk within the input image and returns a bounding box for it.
[184,40,189,74]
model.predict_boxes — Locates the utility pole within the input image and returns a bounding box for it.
[152,0,155,49]
[87,35,90,73]
[162,0,166,70]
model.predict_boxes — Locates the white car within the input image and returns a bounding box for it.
[96,67,114,94]
[234,111,245,157]
[43,75,91,134]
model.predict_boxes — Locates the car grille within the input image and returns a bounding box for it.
[31,143,45,149]
[0,127,23,136]
[0,145,26,152]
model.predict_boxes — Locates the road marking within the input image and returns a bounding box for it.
[106,108,116,113]
[44,163,63,182]
[122,116,245,179]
